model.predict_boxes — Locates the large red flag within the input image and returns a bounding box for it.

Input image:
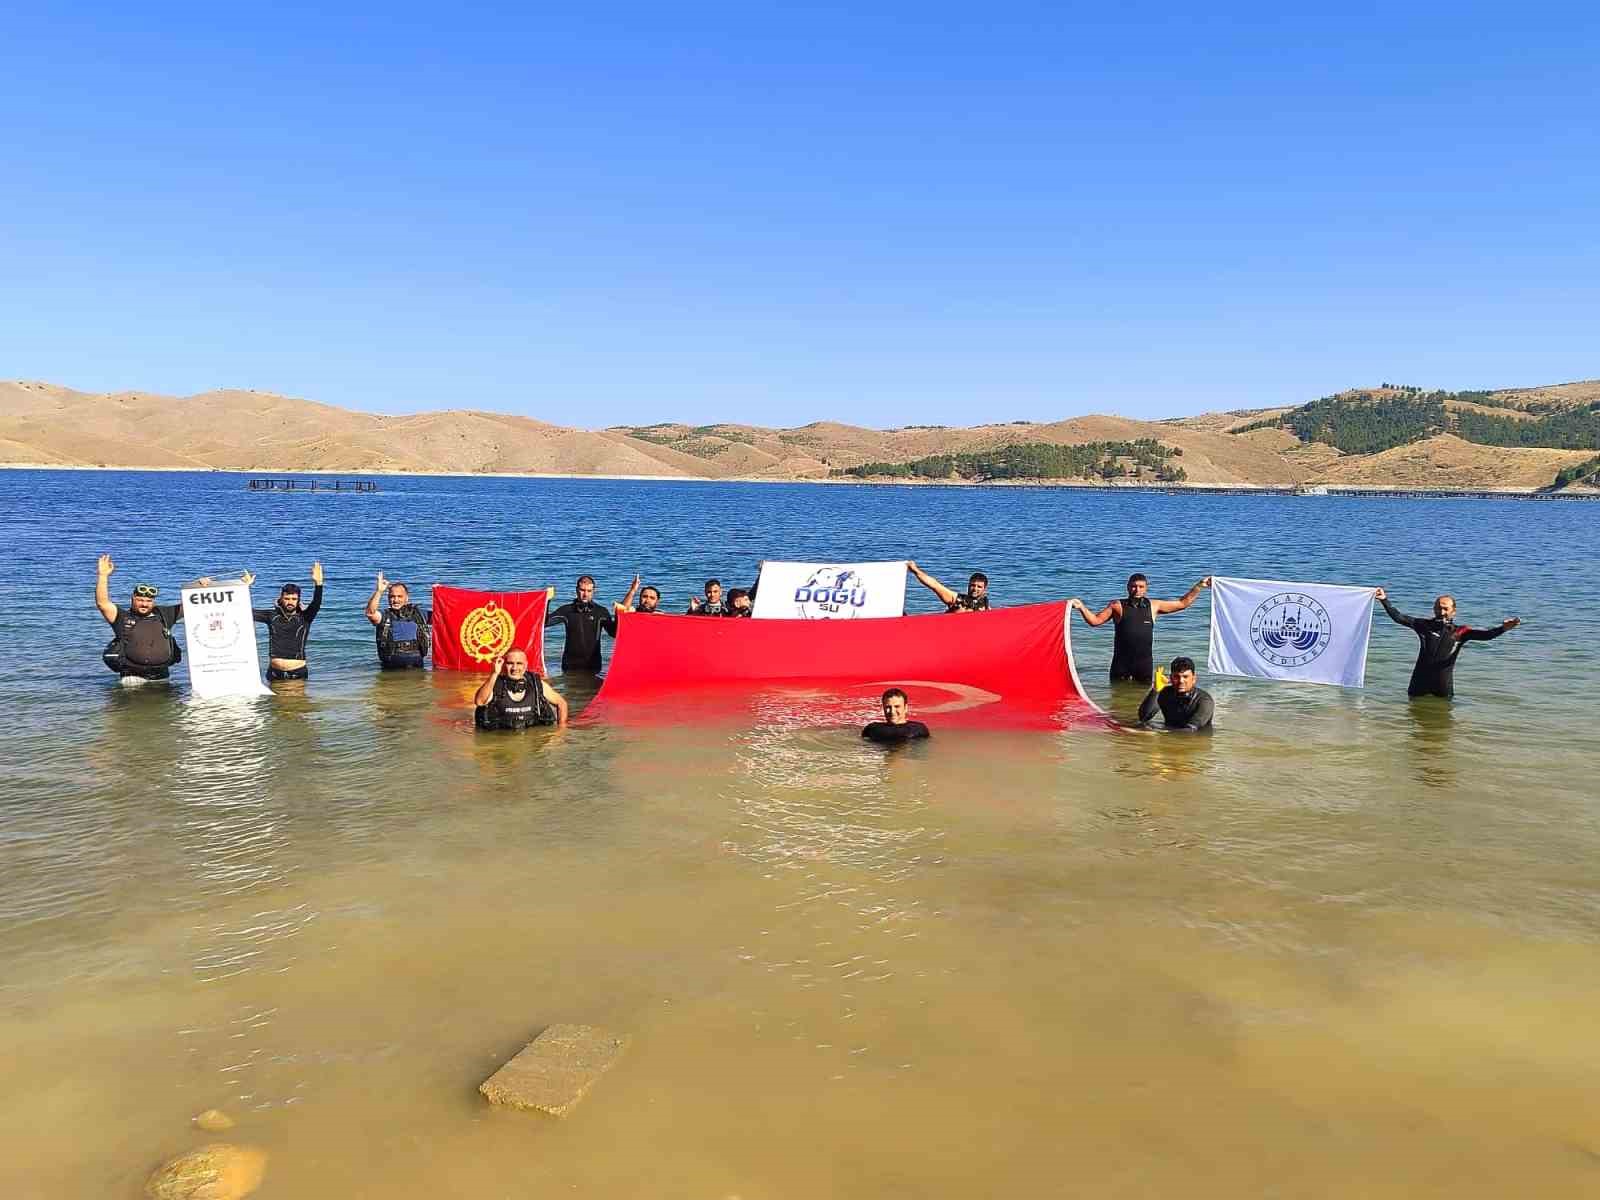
[588,601,1112,729]
[430,586,548,673]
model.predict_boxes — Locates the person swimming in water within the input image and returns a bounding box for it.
[473,648,568,729]
[861,687,931,743]
[1137,656,1214,732]
[1374,587,1520,699]
[907,561,988,612]
[250,563,323,681]
[365,572,432,669]
[94,553,210,682]
[1071,574,1210,684]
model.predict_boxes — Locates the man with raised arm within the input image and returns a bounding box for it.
[251,562,324,681]
[907,561,989,612]
[94,553,209,681]
[1374,587,1520,699]
[365,571,433,670]
[1071,574,1211,684]
[473,649,568,730]
[686,579,728,616]
[544,575,619,672]
[1137,656,1214,733]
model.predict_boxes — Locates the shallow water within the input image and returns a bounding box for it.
[3,470,1598,1198]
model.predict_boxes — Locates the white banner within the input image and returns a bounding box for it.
[752,561,908,620]
[1208,575,1376,688]
[182,579,272,699]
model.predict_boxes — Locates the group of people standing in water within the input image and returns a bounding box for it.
[93,554,1520,737]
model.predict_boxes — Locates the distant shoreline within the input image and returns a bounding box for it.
[3,461,1595,498]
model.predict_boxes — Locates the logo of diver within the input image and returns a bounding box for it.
[1249,593,1333,668]
[793,567,869,619]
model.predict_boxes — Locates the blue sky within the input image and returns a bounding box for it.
[2,3,1595,426]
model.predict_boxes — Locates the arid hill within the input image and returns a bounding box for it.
[2,378,1596,490]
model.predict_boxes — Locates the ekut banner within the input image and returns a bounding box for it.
[431,586,548,672]
[751,561,908,620]
[1208,575,1377,688]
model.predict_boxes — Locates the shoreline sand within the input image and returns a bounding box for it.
[0,461,1587,497]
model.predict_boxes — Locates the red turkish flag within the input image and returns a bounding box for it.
[430,586,548,673]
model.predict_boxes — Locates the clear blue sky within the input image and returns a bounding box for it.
[3,3,1596,426]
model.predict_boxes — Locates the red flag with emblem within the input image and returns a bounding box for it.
[430,585,548,673]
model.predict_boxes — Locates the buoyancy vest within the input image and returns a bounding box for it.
[477,674,555,730]
[377,604,430,666]
[117,608,181,667]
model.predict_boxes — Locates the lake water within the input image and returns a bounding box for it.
[3,469,1598,1198]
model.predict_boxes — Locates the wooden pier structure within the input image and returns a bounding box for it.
[247,477,379,493]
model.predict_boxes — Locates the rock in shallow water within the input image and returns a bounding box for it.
[480,1023,628,1116]
[192,1109,235,1133]
[145,1143,266,1200]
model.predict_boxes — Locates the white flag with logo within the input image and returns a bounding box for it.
[1208,575,1376,688]
[752,561,908,620]
[182,579,272,699]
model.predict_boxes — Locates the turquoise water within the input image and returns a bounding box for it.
[3,469,1598,1198]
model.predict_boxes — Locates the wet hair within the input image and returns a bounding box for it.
[1169,656,1196,676]
[881,687,908,705]
[728,588,749,604]
[1128,573,1148,590]
[704,578,721,592]
[968,572,988,587]
[576,574,596,588]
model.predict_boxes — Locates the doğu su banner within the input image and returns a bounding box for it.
[430,586,548,673]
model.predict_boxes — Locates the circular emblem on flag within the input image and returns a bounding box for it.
[193,613,241,651]
[460,602,516,663]
[793,567,868,619]
[1249,592,1333,668]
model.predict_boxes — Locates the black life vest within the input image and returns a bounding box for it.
[377,604,430,665]
[476,675,555,730]
[117,609,180,667]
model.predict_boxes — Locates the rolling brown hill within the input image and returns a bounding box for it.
[2,378,1595,490]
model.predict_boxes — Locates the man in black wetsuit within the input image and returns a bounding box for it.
[726,588,753,617]
[251,563,324,681]
[1137,656,1214,732]
[365,572,432,669]
[1072,574,1211,684]
[618,575,666,614]
[1375,588,1520,699]
[907,561,988,612]
[472,649,568,729]
[93,553,207,681]
[862,688,931,744]
[686,579,728,616]
[544,575,619,672]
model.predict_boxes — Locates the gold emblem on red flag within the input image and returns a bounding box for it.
[460,602,516,663]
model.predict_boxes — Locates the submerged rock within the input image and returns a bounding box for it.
[192,1109,235,1133]
[480,1023,628,1116]
[145,1143,266,1200]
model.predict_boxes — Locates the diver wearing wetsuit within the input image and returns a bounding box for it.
[1137,657,1214,732]
[1375,588,1520,699]
[907,562,989,612]
[472,649,568,729]
[1072,574,1211,683]
[686,579,729,616]
[365,572,432,669]
[861,687,931,744]
[251,563,323,680]
[544,575,620,671]
[94,553,199,681]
